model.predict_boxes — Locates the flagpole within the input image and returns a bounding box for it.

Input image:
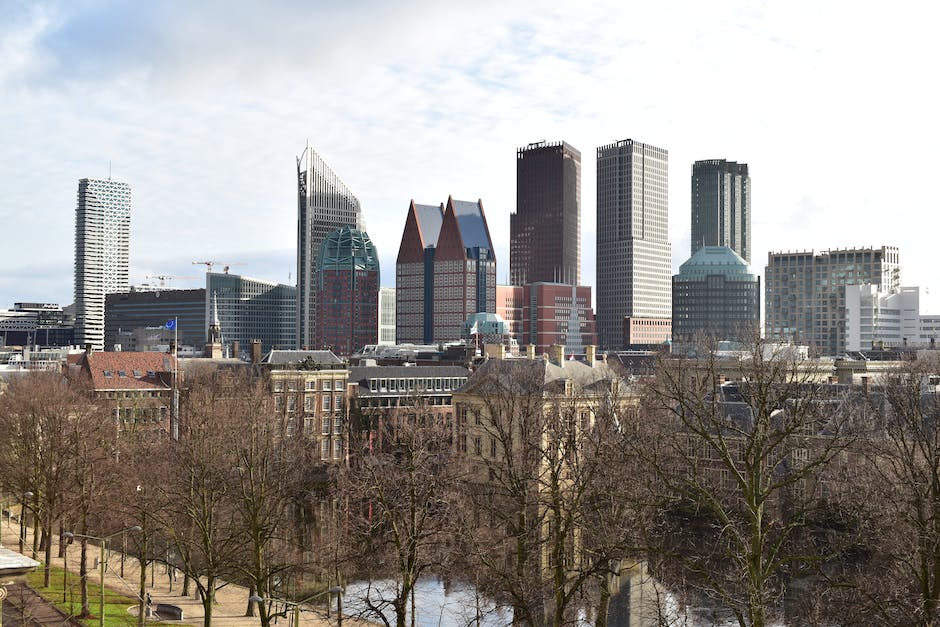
[172,317,179,440]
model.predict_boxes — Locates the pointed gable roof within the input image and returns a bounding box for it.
[397,200,445,264]
[434,196,496,262]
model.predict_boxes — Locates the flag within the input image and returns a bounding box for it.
[165,319,177,330]
[470,321,479,335]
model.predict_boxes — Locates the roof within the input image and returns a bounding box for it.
[349,365,470,383]
[0,547,40,576]
[462,358,619,397]
[450,199,492,251]
[676,246,755,280]
[413,203,444,248]
[82,351,176,390]
[263,350,344,366]
[318,226,380,272]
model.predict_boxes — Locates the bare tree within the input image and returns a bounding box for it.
[641,336,860,627]
[453,358,636,627]
[339,395,463,627]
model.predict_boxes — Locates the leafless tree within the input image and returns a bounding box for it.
[641,335,861,627]
[339,395,464,627]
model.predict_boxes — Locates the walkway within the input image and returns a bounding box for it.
[0,516,354,627]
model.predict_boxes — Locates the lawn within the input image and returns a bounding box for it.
[26,562,152,627]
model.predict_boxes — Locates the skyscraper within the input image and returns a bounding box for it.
[296,143,362,349]
[396,201,444,345]
[672,246,761,353]
[511,141,581,286]
[316,226,380,356]
[596,139,671,350]
[74,178,131,351]
[691,159,751,263]
[765,246,901,356]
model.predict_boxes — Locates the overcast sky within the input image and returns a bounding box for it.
[1,0,938,312]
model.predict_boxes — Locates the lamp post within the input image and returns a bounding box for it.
[18,491,33,555]
[65,526,141,627]
[249,586,343,627]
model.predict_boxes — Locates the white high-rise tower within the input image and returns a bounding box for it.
[296,143,363,349]
[74,177,131,351]
[596,139,671,350]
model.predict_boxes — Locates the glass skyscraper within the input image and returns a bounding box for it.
[511,141,581,286]
[296,143,362,349]
[691,159,751,263]
[596,139,671,350]
[74,178,131,351]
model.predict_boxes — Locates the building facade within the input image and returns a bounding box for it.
[433,198,497,343]
[378,287,396,346]
[316,226,380,356]
[765,246,901,356]
[396,201,444,345]
[691,160,751,263]
[265,350,349,463]
[672,246,761,353]
[74,178,131,351]
[296,143,363,349]
[845,285,930,351]
[596,140,671,350]
[207,272,296,357]
[0,303,73,348]
[105,288,206,352]
[511,141,581,286]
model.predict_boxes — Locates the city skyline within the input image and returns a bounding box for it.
[1,2,938,313]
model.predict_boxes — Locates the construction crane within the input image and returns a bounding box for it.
[145,274,197,288]
[192,261,245,274]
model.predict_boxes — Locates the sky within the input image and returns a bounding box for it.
[1,0,938,312]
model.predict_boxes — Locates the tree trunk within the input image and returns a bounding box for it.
[43,519,53,588]
[80,538,91,618]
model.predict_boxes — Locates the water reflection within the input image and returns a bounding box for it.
[344,562,686,627]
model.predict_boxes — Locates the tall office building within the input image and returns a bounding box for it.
[511,141,581,286]
[74,178,131,351]
[765,246,901,356]
[378,287,396,346]
[316,226,380,356]
[672,246,761,353]
[396,197,496,344]
[396,201,444,345]
[596,139,671,350]
[207,272,296,356]
[691,160,751,263]
[296,143,362,349]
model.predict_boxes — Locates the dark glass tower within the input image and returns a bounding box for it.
[511,141,581,286]
[691,159,751,264]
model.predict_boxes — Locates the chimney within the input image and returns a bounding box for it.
[861,376,869,394]
[549,344,565,367]
[586,345,596,368]
[232,340,240,357]
[484,344,505,360]
[85,343,93,357]
[526,344,536,360]
[250,339,262,364]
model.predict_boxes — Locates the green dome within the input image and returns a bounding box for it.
[318,226,380,273]
[676,246,755,281]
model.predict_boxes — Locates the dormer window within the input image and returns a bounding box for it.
[133,370,142,377]
[118,371,127,377]
[103,370,112,378]
[147,370,156,378]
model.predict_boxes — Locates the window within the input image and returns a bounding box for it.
[322,379,332,391]
[321,439,330,460]
[274,396,284,411]
[490,437,497,458]
[103,370,112,377]
[286,396,296,411]
[305,380,316,390]
[322,395,331,411]
[321,417,330,435]
[333,416,342,432]
[305,395,315,411]
[273,380,284,392]
[335,394,343,410]
[333,438,343,459]
[474,436,482,456]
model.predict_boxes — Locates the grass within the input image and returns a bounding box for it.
[25,561,160,627]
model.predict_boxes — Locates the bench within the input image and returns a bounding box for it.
[155,604,184,620]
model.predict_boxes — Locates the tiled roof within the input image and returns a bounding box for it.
[82,351,176,390]
[263,350,344,366]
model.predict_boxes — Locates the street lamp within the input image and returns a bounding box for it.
[64,526,141,627]
[19,491,33,555]
[249,586,343,627]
